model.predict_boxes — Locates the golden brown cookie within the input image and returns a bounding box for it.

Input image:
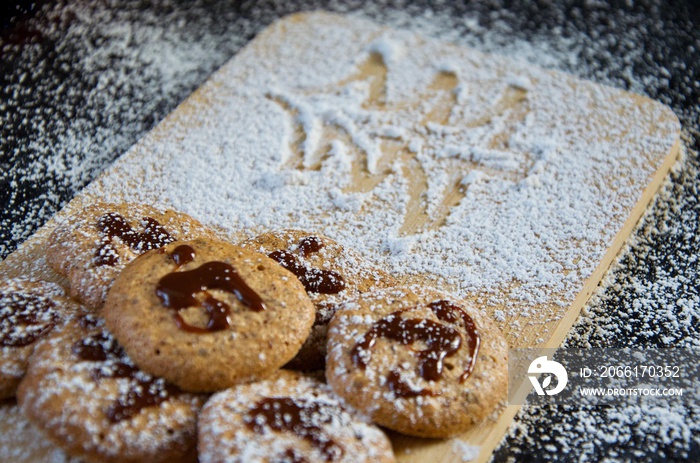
[240,229,394,370]
[103,238,315,392]
[46,201,215,309]
[1,278,85,399]
[16,314,205,463]
[326,286,508,438]
[198,370,395,463]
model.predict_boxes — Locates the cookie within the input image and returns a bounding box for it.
[16,314,205,463]
[1,278,85,399]
[240,229,394,370]
[46,201,216,309]
[198,370,395,463]
[326,286,508,438]
[103,238,315,392]
[0,399,84,463]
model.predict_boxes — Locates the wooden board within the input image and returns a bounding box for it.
[0,11,680,463]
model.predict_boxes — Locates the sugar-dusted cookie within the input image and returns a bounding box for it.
[240,229,394,370]
[46,201,216,309]
[103,238,315,392]
[1,278,85,399]
[326,286,508,438]
[16,314,205,463]
[198,370,395,463]
[0,399,84,463]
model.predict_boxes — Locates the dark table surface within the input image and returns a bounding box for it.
[1,1,699,461]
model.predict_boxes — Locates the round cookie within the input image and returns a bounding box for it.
[103,238,315,392]
[1,277,85,399]
[240,229,394,370]
[198,370,395,463]
[46,201,216,309]
[326,286,508,438]
[16,315,205,463]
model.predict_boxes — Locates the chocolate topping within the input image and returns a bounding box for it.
[351,309,461,382]
[94,212,174,266]
[72,330,179,422]
[298,236,323,256]
[268,236,345,294]
[0,292,58,347]
[386,369,435,398]
[245,397,343,462]
[170,244,196,267]
[156,250,266,333]
[71,331,124,361]
[350,300,481,395]
[428,300,481,381]
[106,376,179,423]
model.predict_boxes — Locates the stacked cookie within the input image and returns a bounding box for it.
[239,229,397,371]
[3,201,509,462]
[1,278,86,400]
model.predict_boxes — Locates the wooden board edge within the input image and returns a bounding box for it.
[456,134,682,463]
[470,405,523,463]
[545,136,682,350]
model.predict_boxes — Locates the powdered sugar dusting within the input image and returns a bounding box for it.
[0,278,83,395]
[80,13,678,345]
[0,401,82,463]
[198,371,392,463]
[17,317,204,461]
[452,440,481,462]
[3,2,699,461]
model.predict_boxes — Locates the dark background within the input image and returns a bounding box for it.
[1,1,699,461]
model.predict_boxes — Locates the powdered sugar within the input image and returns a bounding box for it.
[452,440,481,462]
[2,2,699,462]
[498,150,699,462]
[76,13,678,342]
[0,401,82,463]
[17,317,205,461]
[198,371,392,463]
